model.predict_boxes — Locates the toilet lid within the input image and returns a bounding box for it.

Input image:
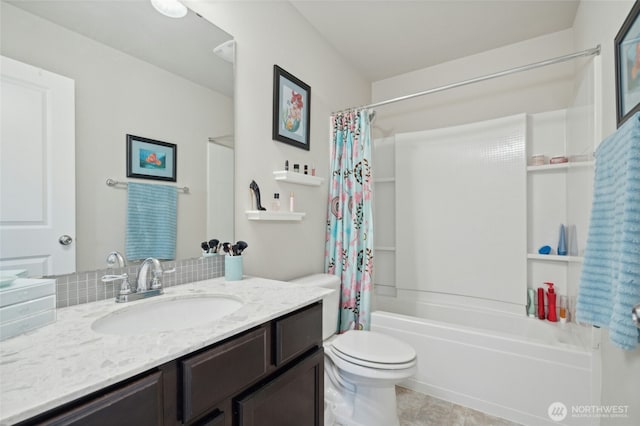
[332,330,416,365]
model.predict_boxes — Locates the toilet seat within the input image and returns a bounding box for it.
[330,330,416,370]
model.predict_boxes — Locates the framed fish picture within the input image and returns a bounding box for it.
[126,134,177,182]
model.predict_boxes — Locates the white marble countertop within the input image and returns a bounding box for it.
[0,276,330,425]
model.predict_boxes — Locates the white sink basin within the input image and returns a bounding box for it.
[91,295,244,336]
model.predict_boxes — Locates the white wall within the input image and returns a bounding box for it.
[573,1,640,424]
[371,29,576,136]
[188,2,370,280]
[1,3,233,271]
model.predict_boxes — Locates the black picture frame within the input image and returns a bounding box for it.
[615,0,640,127]
[126,134,177,182]
[272,65,311,150]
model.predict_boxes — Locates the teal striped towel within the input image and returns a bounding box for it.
[577,112,640,350]
[126,182,177,261]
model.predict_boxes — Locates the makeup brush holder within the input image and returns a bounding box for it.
[225,255,243,281]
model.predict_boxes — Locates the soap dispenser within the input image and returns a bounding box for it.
[545,282,558,322]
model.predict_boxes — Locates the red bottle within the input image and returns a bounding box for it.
[537,287,545,320]
[545,282,558,322]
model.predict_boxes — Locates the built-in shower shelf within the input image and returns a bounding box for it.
[526,161,594,172]
[527,253,584,263]
[374,246,396,252]
[273,171,324,186]
[245,210,306,221]
[373,177,395,184]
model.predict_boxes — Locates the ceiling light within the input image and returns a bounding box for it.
[150,0,187,18]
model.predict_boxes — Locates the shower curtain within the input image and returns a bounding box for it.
[325,109,374,332]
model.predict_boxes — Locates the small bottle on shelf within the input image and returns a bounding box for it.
[271,193,280,211]
[559,295,568,323]
[289,192,295,212]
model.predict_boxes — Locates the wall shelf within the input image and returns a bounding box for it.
[245,210,306,221]
[374,246,396,252]
[373,177,396,184]
[527,253,583,263]
[273,171,324,186]
[526,161,594,172]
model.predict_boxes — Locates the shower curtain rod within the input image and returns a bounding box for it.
[334,45,601,115]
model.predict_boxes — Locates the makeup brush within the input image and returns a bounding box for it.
[208,239,219,253]
[222,242,232,255]
[236,241,248,255]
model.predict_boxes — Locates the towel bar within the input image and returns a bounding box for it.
[106,178,189,193]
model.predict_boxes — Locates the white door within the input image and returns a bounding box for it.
[0,55,76,276]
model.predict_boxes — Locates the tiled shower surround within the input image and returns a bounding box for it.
[51,255,225,308]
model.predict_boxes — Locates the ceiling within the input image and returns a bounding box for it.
[8,1,580,92]
[291,0,580,82]
[7,0,234,96]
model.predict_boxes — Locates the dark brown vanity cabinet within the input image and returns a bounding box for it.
[31,371,164,426]
[235,349,324,426]
[18,302,323,426]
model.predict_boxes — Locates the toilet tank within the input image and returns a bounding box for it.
[291,273,340,340]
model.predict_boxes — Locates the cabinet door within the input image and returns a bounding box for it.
[235,348,323,426]
[274,302,322,366]
[37,371,163,426]
[181,326,268,423]
[192,409,225,426]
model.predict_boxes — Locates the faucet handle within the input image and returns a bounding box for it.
[119,274,132,295]
[150,267,174,290]
[101,273,128,282]
[102,273,132,296]
[150,275,162,290]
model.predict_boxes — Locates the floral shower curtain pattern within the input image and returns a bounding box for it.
[325,109,374,332]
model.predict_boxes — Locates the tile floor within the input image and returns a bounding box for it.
[396,386,522,426]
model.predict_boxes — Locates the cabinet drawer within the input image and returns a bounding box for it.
[236,348,324,426]
[274,303,322,366]
[181,326,268,423]
[37,371,163,426]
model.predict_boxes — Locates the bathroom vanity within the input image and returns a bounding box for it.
[0,277,330,425]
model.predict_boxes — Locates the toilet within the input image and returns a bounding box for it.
[292,274,417,426]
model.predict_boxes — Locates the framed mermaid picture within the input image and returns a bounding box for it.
[615,0,640,127]
[272,65,311,150]
[126,134,177,182]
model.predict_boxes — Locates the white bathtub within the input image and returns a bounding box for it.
[371,303,601,426]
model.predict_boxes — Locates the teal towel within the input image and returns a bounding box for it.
[577,112,640,350]
[126,182,177,261]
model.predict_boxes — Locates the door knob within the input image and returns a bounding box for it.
[58,235,73,245]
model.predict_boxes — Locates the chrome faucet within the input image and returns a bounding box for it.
[136,257,164,292]
[101,257,173,303]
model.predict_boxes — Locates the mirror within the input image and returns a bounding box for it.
[1,0,234,274]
